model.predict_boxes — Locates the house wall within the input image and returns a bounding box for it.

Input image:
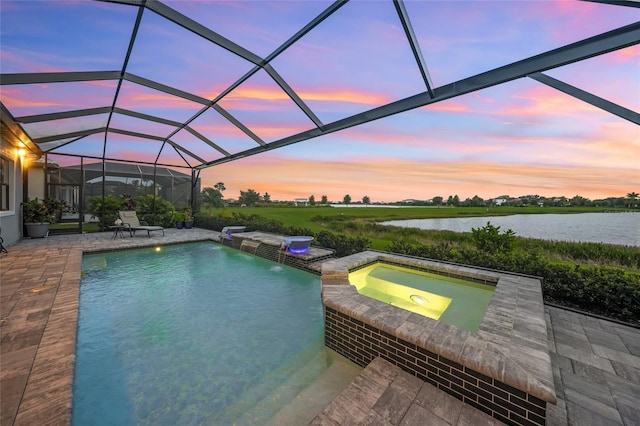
[0,140,26,247]
[27,164,46,200]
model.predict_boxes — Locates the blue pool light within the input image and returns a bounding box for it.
[283,236,314,254]
[289,246,309,254]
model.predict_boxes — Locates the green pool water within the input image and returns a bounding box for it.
[349,263,495,332]
[73,242,358,425]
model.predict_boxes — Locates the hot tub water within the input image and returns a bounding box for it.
[349,263,495,332]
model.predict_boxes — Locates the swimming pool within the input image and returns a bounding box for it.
[349,263,495,332]
[74,242,358,425]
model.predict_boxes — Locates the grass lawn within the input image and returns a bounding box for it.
[49,222,101,233]
[212,205,618,234]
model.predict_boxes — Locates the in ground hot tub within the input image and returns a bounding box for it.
[349,262,495,332]
[321,251,556,426]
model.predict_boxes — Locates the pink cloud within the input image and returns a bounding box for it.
[298,89,390,106]
[104,149,159,164]
[184,122,244,139]
[220,84,391,111]
[335,125,488,155]
[0,88,66,109]
[126,92,202,109]
[2,81,119,115]
[526,0,635,45]
[613,45,640,62]
[246,123,315,140]
[423,101,472,113]
[499,85,602,118]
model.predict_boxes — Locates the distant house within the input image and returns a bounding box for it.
[493,198,509,206]
[294,198,308,206]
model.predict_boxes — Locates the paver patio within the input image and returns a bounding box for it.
[1,230,638,425]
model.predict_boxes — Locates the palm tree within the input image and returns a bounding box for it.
[626,192,639,208]
[214,182,226,194]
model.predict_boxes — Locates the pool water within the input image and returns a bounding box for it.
[74,242,345,425]
[349,263,495,332]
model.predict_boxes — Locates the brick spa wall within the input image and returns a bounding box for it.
[325,307,547,426]
[321,251,556,426]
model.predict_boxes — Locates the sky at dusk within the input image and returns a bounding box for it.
[1,0,638,203]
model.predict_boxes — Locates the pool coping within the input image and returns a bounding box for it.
[320,251,556,406]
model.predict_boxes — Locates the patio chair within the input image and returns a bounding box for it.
[118,211,165,237]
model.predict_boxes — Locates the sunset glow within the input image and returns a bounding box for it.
[1,0,638,202]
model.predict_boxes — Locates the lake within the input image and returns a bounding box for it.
[380,212,640,246]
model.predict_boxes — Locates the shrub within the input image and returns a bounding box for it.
[386,238,639,324]
[87,195,123,231]
[43,197,68,223]
[282,225,315,237]
[315,231,369,257]
[521,239,640,269]
[471,221,516,254]
[134,195,175,227]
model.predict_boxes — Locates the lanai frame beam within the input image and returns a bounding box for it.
[529,73,640,125]
[1,2,637,171]
[196,21,640,168]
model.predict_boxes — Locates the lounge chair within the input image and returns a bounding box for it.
[118,211,165,237]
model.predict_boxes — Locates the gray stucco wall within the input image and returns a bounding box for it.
[0,144,26,248]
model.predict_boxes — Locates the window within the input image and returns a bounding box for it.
[0,156,10,211]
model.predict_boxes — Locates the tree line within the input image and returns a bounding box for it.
[200,184,639,209]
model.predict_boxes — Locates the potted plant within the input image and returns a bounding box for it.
[183,208,194,229]
[22,198,54,238]
[172,211,186,229]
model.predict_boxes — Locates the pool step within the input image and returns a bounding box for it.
[227,344,329,424]
[265,348,362,426]
[215,342,333,424]
[309,357,505,425]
